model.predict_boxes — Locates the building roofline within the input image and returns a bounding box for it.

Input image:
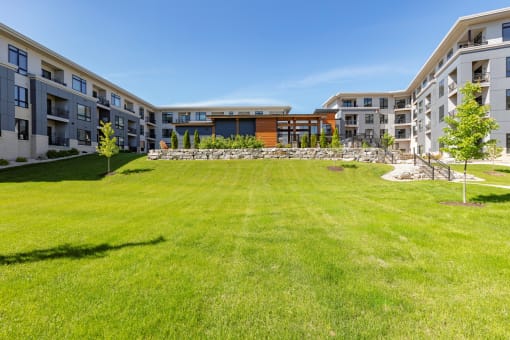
[155,105,292,112]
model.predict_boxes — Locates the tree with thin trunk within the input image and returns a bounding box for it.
[300,134,309,148]
[319,129,327,148]
[183,130,191,149]
[193,130,200,148]
[310,134,317,148]
[96,121,119,175]
[439,82,499,203]
[381,132,395,151]
[331,128,341,149]
[171,130,178,149]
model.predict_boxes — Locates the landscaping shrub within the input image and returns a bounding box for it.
[0,159,9,166]
[15,157,27,162]
[198,135,264,149]
[171,130,178,149]
[193,130,200,148]
[183,130,191,149]
[46,148,80,159]
[300,134,309,148]
[310,134,317,148]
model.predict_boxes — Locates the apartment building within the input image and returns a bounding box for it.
[323,7,510,156]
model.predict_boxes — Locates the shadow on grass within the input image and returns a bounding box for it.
[0,236,165,265]
[340,163,358,168]
[120,168,154,175]
[0,153,145,182]
[472,193,510,203]
[496,168,510,174]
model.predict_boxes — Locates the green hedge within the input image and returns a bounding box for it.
[198,135,264,149]
[46,148,79,159]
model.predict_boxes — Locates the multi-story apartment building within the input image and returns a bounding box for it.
[323,7,510,157]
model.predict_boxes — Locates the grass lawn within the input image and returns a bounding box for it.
[1,154,510,338]
[450,163,510,186]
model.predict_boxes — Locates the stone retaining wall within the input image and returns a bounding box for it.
[148,148,399,162]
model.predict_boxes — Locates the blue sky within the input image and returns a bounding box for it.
[1,1,509,112]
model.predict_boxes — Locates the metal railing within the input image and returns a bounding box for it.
[145,116,156,124]
[97,96,110,107]
[344,119,358,125]
[128,127,137,134]
[458,40,488,49]
[48,136,69,146]
[448,83,457,92]
[473,72,490,83]
[427,153,452,181]
[124,104,135,113]
[414,153,435,179]
[47,107,69,119]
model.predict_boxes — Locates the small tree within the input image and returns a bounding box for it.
[96,121,119,174]
[319,129,327,148]
[486,141,503,164]
[300,134,309,148]
[183,130,191,149]
[193,130,200,148]
[439,82,499,203]
[310,134,317,148]
[381,132,395,151]
[171,130,178,149]
[331,128,341,149]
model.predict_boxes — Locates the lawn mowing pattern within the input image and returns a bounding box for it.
[1,154,510,338]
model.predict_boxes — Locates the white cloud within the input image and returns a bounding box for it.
[280,65,409,89]
[165,97,288,107]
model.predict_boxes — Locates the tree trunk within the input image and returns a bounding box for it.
[107,157,111,174]
[463,160,467,204]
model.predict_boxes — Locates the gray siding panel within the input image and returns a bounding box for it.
[0,65,15,131]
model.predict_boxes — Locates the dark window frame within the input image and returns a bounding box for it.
[379,98,388,109]
[506,89,510,110]
[363,98,372,107]
[111,93,121,107]
[162,112,173,124]
[365,113,374,124]
[439,105,445,122]
[72,75,87,94]
[439,79,445,97]
[115,115,125,129]
[14,85,28,108]
[77,104,91,122]
[507,57,510,77]
[77,129,91,145]
[196,112,207,121]
[503,22,510,42]
[8,45,28,75]
[16,118,29,140]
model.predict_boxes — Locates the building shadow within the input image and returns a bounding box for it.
[0,236,165,265]
[0,153,146,182]
[471,193,510,203]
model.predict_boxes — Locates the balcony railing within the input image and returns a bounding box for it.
[48,136,69,146]
[78,139,91,146]
[395,133,409,139]
[42,72,67,87]
[473,72,490,83]
[344,119,358,125]
[145,116,156,124]
[178,116,191,123]
[47,107,69,119]
[458,40,488,49]
[145,132,156,139]
[124,104,135,113]
[394,103,410,109]
[394,118,410,124]
[448,109,457,117]
[425,103,431,111]
[128,127,138,134]
[425,123,431,131]
[448,82,457,92]
[97,96,110,107]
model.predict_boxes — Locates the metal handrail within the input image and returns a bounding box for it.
[414,153,435,180]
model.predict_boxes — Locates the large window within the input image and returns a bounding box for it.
[162,128,172,138]
[116,136,125,148]
[196,112,207,121]
[439,105,445,122]
[111,93,121,107]
[115,115,125,129]
[14,86,28,108]
[379,114,388,124]
[72,75,87,94]
[16,119,29,140]
[365,114,374,124]
[439,79,445,97]
[364,98,372,107]
[342,99,355,107]
[379,98,388,109]
[77,129,91,145]
[162,112,173,123]
[8,45,27,75]
[77,104,91,121]
[503,23,510,42]
[507,89,510,110]
[507,57,510,77]
[507,134,510,154]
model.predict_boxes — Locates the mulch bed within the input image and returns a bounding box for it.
[327,166,344,172]
[439,201,484,207]
[484,171,505,177]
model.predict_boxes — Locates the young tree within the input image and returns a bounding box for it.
[171,130,178,149]
[319,129,327,148]
[300,134,309,148]
[381,132,395,151]
[439,82,499,203]
[486,141,503,164]
[193,130,200,148]
[183,130,191,149]
[96,121,119,174]
[331,128,341,148]
[310,134,317,148]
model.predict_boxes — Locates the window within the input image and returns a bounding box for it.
[140,125,144,135]
[77,104,91,121]
[8,45,27,75]
[139,107,145,119]
[14,86,28,108]
[162,128,172,138]
[115,116,125,129]
[16,119,29,140]
[365,129,374,138]
[379,114,388,124]
[439,79,445,97]
[446,48,453,60]
[380,129,387,137]
[363,98,372,107]
[111,93,121,107]
[507,134,510,154]
[439,105,445,122]
[196,112,206,121]
[438,59,444,69]
[77,129,91,145]
[506,89,510,110]
[72,75,87,94]
[42,69,52,80]
[507,57,510,77]
[116,136,125,148]
[418,100,423,114]
[503,23,510,42]
[162,112,173,123]
[379,98,388,109]
[342,99,355,107]
[255,111,263,115]
[365,114,374,124]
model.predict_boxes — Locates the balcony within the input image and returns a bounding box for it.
[97,96,110,107]
[448,109,457,117]
[47,107,70,119]
[394,117,410,125]
[344,119,358,126]
[145,132,156,140]
[425,123,431,131]
[472,72,490,83]
[145,116,156,125]
[124,104,135,113]
[395,133,409,140]
[48,136,69,146]
[458,40,488,49]
[41,72,67,87]
[128,127,138,135]
[425,103,431,112]
[394,103,411,110]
